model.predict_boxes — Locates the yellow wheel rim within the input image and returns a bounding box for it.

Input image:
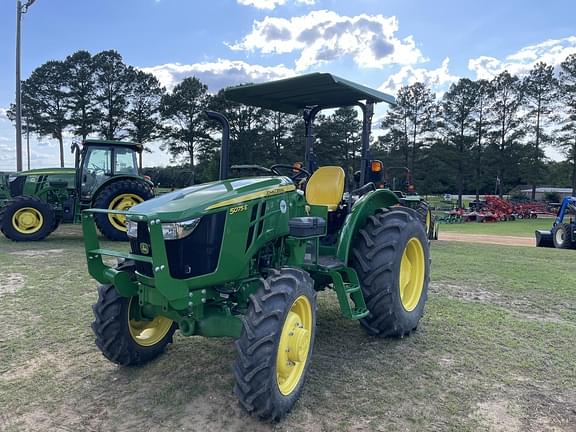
[425,209,431,232]
[276,295,313,396]
[399,237,425,312]
[128,298,173,347]
[107,193,144,232]
[12,207,44,234]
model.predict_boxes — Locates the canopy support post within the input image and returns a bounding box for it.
[303,106,321,172]
[356,101,374,186]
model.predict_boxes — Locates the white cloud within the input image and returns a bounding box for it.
[140,59,295,92]
[378,57,459,95]
[0,108,9,122]
[237,0,314,10]
[468,36,576,79]
[228,10,425,71]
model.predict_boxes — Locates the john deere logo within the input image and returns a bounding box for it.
[139,243,150,255]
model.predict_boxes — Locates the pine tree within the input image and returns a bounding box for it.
[20,61,69,167]
[65,50,98,141]
[93,50,130,139]
[160,77,212,183]
[556,54,576,194]
[125,69,165,167]
[487,71,524,196]
[441,78,478,207]
[381,83,436,182]
[522,62,558,199]
[472,79,490,201]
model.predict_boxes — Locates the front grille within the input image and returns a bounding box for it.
[130,222,153,277]
[130,212,226,280]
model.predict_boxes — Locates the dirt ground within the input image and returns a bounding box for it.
[439,233,535,247]
[1,226,575,431]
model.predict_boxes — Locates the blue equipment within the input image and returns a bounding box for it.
[535,197,576,248]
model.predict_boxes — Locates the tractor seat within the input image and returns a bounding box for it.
[306,166,345,211]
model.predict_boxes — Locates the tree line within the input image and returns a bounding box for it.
[11,50,576,204]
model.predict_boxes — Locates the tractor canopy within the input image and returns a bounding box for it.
[224,73,395,184]
[130,175,294,221]
[83,139,144,151]
[224,72,395,113]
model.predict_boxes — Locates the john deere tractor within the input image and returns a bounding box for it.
[83,74,430,421]
[0,139,154,241]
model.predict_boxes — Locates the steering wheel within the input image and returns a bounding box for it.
[89,163,105,175]
[270,164,311,182]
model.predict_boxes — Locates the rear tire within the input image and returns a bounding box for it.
[234,268,316,421]
[93,179,154,241]
[416,201,436,240]
[91,284,177,366]
[553,224,575,249]
[0,196,56,241]
[351,207,430,337]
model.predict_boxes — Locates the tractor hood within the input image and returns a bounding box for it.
[17,168,76,177]
[130,176,295,221]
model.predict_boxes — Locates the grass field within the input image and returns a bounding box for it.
[1,226,575,431]
[439,218,553,237]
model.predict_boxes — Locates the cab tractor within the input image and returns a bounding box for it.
[83,74,431,421]
[0,172,12,201]
[0,140,154,241]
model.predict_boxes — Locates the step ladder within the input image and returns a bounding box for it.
[316,257,369,320]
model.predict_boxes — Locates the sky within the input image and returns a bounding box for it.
[0,0,575,170]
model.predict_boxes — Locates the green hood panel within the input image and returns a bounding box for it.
[130,176,295,221]
[18,168,76,176]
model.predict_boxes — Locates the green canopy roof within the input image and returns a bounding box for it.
[83,139,142,149]
[224,73,396,114]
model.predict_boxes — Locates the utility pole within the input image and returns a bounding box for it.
[15,0,36,172]
[26,117,30,170]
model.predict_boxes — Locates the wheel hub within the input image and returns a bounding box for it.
[556,229,565,243]
[128,298,173,347]
[12,207,43,234]
[276,296,312,396]
[107,194,144,232]
[399,237,425,312]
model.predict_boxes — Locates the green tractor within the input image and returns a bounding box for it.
[383,166,439,240]
[0,172,13,201]
[0,139,154,241]
[83,74,430,421]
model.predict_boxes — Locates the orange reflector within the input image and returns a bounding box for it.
[371,160,383,172]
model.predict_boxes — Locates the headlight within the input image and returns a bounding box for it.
[161,218,201,240]
[126,217,201,240]
[127,220,138,239]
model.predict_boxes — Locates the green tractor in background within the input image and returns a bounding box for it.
[382,166,439,240]
[83,74,430,421]
[0,172,13,201]
[0,140,154,241]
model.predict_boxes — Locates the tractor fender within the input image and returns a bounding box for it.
[90,175,152,204]
[336,189,400,264]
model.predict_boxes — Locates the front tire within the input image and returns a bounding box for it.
[93,179,154,241]
[0,196,56,241]
[553,223,575,249]
[351,207,430,337]
[91,284,177,366]
[234,268,316,421]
